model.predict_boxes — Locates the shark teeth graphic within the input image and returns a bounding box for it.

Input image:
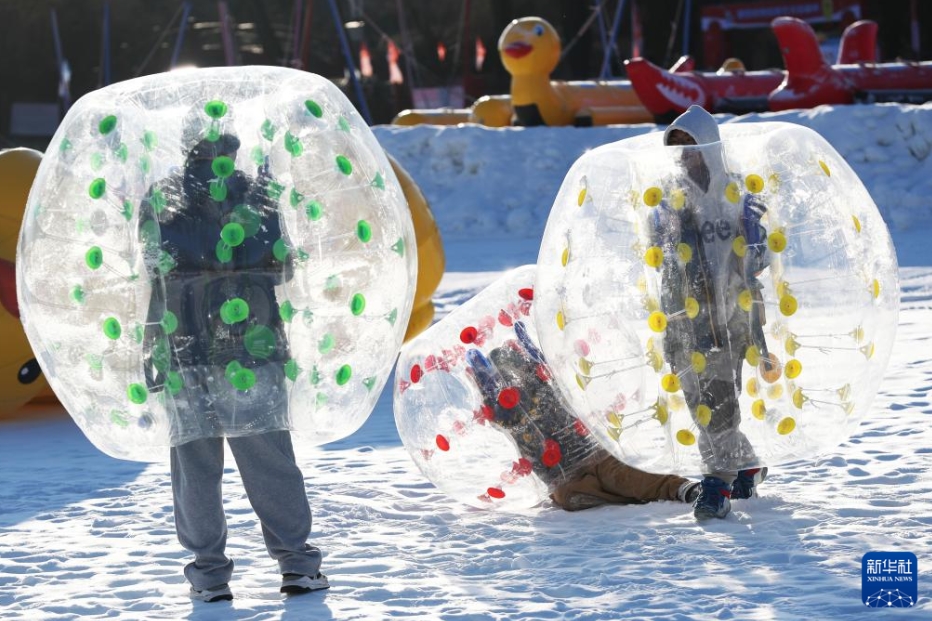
[655,74,703,109]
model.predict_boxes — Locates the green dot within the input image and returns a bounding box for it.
[290,188,304,207]
[318,333,335,354]
[385,308,398,326]
[204,100,228,119]
[284,132,303,157]
[261,118,276,141]
[220,298,249,324]
[356,220,372,243]
[103,317,122,340]
[267,180,285,201]
[230,368,256,391]
[166,371,184,396]
[372,172,385,190]
[115,143,128,163]
[89,178,106,199]
[121,200,133,221]
[128,383,148,404]
[140,154,152,174]
[391,238,405,256]
[244,325,277,359]
[284,359,300,382]
[158,250,176,273]
[315,392,328,407]
[363,376,377,391]
[273,239,289,262]
[110,410,129,427]
[305,99,323,118]
[305,200,323,221]
[133,324,144,343]
[309,365,322,385]
[336,155,353,176]
[279,301,297,322]
[99,115,117,135]
[160,311,178,334]
[210,180,228,201]
[60,138,73,152]
[350,293,366,316]
[225,360,243,382]
[90,152,104,171]
[87,353,103,371]
[251,146,264,167]
[149,188,167,213]
[212,156,235,179]
[142,130,158,151]
[152,337,171,372]
[71,285,85,304]
[85,246,103,270]
[338,116,351,132]
[325,275,339,291]
[335,364,352,386]
[231,204,261,237]
[206,124,221,142]
[221,222,245,247]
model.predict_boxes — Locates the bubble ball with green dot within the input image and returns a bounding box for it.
[15,65,418,462]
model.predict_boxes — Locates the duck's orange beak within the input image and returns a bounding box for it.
[504,42,532,59]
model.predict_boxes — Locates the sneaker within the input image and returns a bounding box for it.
[677,480,701,504]
[190,583,233,603]
[693,476,732,521]
[732,467,768,500]
[281,572,330,595]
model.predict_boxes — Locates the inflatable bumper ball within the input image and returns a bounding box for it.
[395,265,608,510]
[17,67,417,460]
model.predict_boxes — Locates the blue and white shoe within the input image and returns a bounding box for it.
[732,467,768,500]
[693,476,732,520]
[190,583,233,602]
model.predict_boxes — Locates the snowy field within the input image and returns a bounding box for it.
[2,103,932,619]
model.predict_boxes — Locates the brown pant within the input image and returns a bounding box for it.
[550,455,689,511]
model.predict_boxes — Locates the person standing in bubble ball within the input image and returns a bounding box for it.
[138,122,329,601]
[651,105,771,521]
[468,321,702,511]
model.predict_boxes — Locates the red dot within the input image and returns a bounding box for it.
[487,487,506,499]
[498,387,520,409]
[435,434,450,451]
[573,419,590,436]
[513,457,533,477]
[460,326,478,343]
[410,364,423,383]
[424,355,437,371]
[574,340,590,356]
[452,420,466,435]
[498,310,514,327]
[518,288,534,300]
[542,439,562,467]
[474,404,494,423]
[535,364,552,382]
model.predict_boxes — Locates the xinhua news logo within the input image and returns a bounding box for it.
[862,552,917,608]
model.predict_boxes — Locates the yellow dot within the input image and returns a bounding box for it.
[785,335,800,356]
[661,373,681,393]
[780,295,798,316]
[745,174,764,193]
[677,242,693,263]
[607,426,622,441]
[654,403,669,425]
[850,325,865,342]
[725,182,740,204]
[648,311,668,333]
[575,373,589,390]
[777,281,792,298]
[752,399,767,420]
[785,359,802,379]
[745,345,761,366]
[636,274,648,293]
[759,353,783,383]
[577,357,593,375]
[577,188,587,206]
[685,297,699,319]
[871,279,881,299]
[556,310,566,331]
[691,351,707,374]
[561,246,570,267]
[646,350,663,372]
[607,411,623,427]
[861,342,875,359]
[644,246,664,268]
[819,160,831,176]
[696,404,712,427]
[732,235,747,258]
[792,388,806,409]
[747,377,759,397]
[852,215,862,233]
[676,429,696,446]
[671,188,686,210]
[643,187,662,207]
[767,384,784,400]
[777,417,796,435]
[668,394,686,410]
[767,230,787,253]
[738,289,753,312]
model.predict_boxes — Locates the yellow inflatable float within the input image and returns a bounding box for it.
[0,148,53,420]
[392,94,513,128]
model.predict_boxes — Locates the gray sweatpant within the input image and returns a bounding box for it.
[170,431,323,590]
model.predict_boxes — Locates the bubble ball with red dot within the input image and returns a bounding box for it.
[394,264,608,511]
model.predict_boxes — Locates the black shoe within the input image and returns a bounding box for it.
[693,476,732,521]
[732,467,768,500]
[190,583,233,602]
[281,572,330,595]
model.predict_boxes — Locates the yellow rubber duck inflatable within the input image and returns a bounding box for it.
[0,147,52,420]
[499,16,654,126]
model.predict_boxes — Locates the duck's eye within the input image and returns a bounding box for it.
[534,25,544,36]
[18,358,41,385]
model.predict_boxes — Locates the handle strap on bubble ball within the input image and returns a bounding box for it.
[514,321,545,365]
[465,349,501,404]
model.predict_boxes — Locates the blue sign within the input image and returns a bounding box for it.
[862,552,917,608]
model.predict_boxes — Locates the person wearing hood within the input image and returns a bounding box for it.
[138,129,328,601]
[651,105,770,521]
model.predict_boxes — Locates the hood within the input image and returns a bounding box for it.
[663,105,721,146]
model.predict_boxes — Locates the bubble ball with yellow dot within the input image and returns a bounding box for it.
[16,67,417,461]
[534,121,898,474]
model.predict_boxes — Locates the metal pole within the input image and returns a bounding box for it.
[325,0,373,124]
[594,0,609,61]
[101,1,111,86]
[218,1,236,66]
[170,1,193,69]
[600,0,626,78]
[50,8,71,111]
[682,0,693,58]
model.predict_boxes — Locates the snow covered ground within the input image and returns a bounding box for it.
[2,103,931,619]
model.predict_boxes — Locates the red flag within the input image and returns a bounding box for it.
[475,36,486,71]
[387,39,404,84]
[437,41,447,62]
[359,41,373,77]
